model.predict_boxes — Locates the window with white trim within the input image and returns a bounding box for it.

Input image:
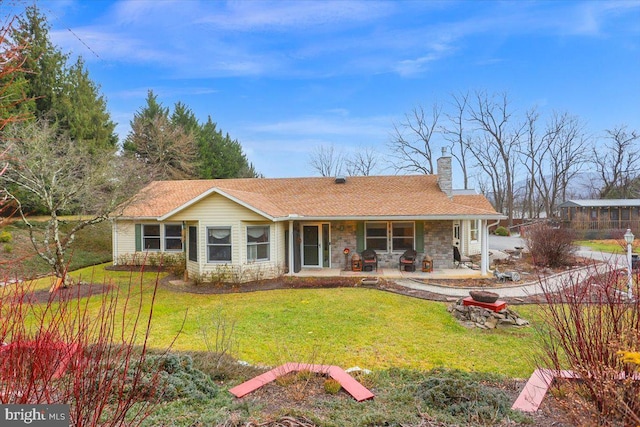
[247,226,270,261]
[164,224,183,251]
[391,222,414,251]
[470,220,479,241]
[207,227,232,262]
[142,224,161,250]
[365,222,387,251]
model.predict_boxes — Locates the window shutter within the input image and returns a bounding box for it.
[415,221,424,253]
[356,222,364,253]
[135,224,142,252]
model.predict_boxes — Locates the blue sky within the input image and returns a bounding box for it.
[5,0,640,185]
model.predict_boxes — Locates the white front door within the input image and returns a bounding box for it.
[453,221,461,250]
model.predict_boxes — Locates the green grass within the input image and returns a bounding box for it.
[1,220,112,278]
[59,265,539,379]
[575,239,626,254]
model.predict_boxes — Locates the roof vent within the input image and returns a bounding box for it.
[335,176,346,184]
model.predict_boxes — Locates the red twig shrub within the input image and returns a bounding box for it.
[534,262,640,425]
[524,223,577,267]
[0,273,169,427]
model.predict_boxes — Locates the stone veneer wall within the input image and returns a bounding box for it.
[423,220,454,269]
[329,220,455,270]
[331,221,358,269]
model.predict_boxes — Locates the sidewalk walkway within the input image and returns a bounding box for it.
[395,251,622,299]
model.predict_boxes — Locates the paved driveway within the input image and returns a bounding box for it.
[489,234,525,251]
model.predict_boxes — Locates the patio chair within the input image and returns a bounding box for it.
[453,246,472,269]
[399,249,417,272]
[361,249,378,272]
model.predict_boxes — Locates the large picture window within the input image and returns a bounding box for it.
[207,227,232,262]
[164,224,183,251]
[142,224,160,250]
[247,226,270,261]
[391,222,414,251]
[365,222,387,251]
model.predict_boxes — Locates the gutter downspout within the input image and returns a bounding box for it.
[482,219,501,276]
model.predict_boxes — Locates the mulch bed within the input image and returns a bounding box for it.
[158,275,552,305]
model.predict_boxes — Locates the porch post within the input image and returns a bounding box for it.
[480,220,489,276]
[288,220,294,276]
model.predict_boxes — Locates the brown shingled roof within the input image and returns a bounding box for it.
[118,175,502,220]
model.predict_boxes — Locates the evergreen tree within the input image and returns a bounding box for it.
[124,91,197,181]
[126,91,259,181]
[57,57,117,151]
[6,6,116,151]
[11,5,67,118]
[171,102,199,135]
[198,116,259,178]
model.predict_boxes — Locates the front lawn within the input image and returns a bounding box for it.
[575,239,628,254]
[64,265,539,378]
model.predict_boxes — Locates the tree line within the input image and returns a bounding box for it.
[310,91,639,226]
[0,6,257,281]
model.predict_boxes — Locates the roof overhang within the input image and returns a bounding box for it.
[274,214,506,222]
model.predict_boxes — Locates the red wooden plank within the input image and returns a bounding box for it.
[328,366,375,402]
[511,368,554,412]
[229,363,375,401]
[229,368,280,398]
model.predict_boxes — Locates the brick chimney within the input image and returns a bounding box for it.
[437,147,452,198]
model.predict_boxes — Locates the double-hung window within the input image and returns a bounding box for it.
[164,224,183,251]
[391,222,414,251]
[142,225,161,250]
[366,221,415,252]
[365,222,387,251]
[207,227,232,262]
[470,220,479,241]
[247,226,270,262]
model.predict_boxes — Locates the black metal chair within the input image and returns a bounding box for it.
[453,246,472,269]
[399,249,417,272]
[361,249,378,271]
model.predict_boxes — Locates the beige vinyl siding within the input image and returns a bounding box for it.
[463,219,481,256]
[272,222,286,267]
[112,220,136,264]
[167,193,283,279]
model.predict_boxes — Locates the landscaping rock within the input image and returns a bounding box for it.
[469,290,500,303]
[448,300,529,329]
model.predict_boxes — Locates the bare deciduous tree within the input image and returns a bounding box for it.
[0,120,145,283]
[308,144,344,177]
[442,92,471,189]
[344,146,380,176]
[521,110,590,219]
[467,91,524,225]
[593,125,640,198]
[389,104,441,174]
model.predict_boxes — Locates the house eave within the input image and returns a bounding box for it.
[274,214,506,222]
